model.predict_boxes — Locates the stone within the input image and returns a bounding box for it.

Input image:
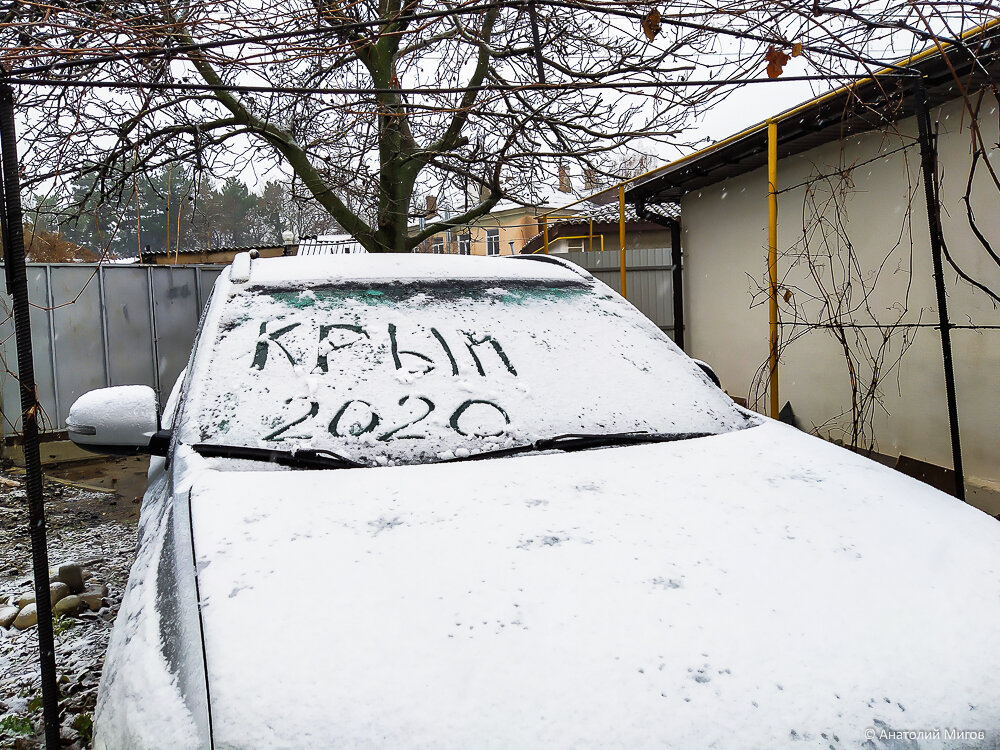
[82,569,94,581]
[13,603,38,630]
[18,591,35,609]
[49,581,72,607]
[79,584,108,612]
[54,595,83,616]
[0,606,19,628]
[57,564,85,594]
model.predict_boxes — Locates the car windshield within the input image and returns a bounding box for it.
[182,276,753,466]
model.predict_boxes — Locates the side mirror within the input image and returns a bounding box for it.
[66,385,171,456]
[691,359,721,388]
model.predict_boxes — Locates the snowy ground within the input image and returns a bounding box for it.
[0,465,139,749]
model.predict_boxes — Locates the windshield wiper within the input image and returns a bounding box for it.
[440,431,716,464]
[190,443,364,470]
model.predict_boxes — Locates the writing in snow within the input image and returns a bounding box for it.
[250,320,518,379]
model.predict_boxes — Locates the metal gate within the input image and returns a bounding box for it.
[0,263,223,434]
[563,247,677,337]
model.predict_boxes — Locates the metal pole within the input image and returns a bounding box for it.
[147,266,162,403]
[0,82,62,750]
[43,265,62,425]
[913,76,966,501]
[98,265,112,387]
[165,166,172,261]
[195,266,204,311]
[619,184,627,299]
[670,219,684,351]
[633,198,684,351]
[767,118,780,419]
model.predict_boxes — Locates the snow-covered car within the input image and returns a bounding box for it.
[67,253,1000,749]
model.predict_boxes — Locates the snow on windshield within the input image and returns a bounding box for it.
[184,278,750,465]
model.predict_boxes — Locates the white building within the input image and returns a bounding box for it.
[624,25,1000,513]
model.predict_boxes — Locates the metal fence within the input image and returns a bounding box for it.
[563,247,676,335]
[0,263,223,435]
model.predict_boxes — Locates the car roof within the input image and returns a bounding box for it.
[229,252,592,287]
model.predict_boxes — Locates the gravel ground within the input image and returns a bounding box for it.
[0,463,141,749]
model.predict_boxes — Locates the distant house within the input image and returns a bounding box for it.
[138,235,365,264]
[622,24,1000,511]
[139,244,286,265]
[413,203,555,257]
[414,168,603,256]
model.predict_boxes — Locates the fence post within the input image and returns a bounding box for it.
[669,220,684,351]
[619,184,627,299]
[44,265,61,424]
[147,266,162,403]
[98,265,112,387]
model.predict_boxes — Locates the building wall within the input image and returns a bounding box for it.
[681,95,1000,494]
[419,207,547,255]
[470,208,542,255]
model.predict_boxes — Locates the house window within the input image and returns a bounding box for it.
[486,229,500,256]
[458,234,471,255]
[432,237,444,254]
[567,238,585,253]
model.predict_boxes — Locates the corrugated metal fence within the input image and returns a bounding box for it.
[563,247,676,335]
[0,263,223,434]
[0,251,675,436]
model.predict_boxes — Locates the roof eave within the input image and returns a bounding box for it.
[626,20,1000,204]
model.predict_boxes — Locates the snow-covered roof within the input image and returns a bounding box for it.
[139,244,280,257]
[521,202,678,253]
[231,252,588,287]
[295,234,367,256]
[623,23,1000,205]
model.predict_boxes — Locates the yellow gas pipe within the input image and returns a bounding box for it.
[767,119,779,419]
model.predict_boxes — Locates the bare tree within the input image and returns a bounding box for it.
[0,0,726,252]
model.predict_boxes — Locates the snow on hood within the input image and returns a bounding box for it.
[188,421,1000,749]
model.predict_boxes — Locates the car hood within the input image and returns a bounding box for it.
[188,421,1000,749]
